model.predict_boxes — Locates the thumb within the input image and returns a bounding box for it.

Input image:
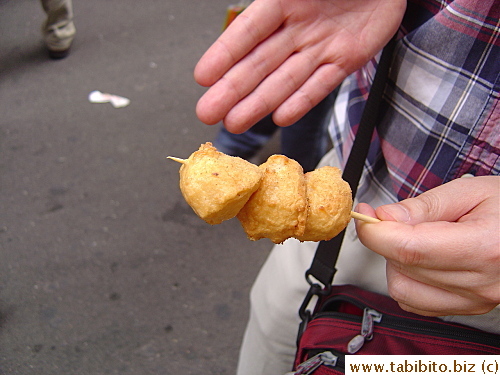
[375,176,500,225]
[375,193,459,225]
[375,178,486,225]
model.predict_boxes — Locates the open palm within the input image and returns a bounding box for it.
[195,0,406,133]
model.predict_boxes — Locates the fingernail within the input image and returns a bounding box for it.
[379,204,410,223]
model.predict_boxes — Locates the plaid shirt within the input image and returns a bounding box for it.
[329,0,500,204]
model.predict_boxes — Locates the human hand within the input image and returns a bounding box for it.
[355,176,500,317]
[195,0,406,133]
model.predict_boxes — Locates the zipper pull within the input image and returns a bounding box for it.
[347,308,382,354]
[285,351,338,375]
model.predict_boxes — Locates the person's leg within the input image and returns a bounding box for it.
[235,223,387,374]
[40,0,76,58]
[236,239,316,375]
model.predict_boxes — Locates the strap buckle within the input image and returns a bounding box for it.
[296,272,332,346]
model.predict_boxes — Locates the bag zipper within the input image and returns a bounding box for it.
[314,296,500,348]
[287,351,341,375]
[347,308,382,353]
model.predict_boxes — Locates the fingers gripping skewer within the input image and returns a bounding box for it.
[350,211,381,223]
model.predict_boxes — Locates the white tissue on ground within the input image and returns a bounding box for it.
[88,90,130,108]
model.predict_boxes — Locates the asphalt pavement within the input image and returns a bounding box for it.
[0,1,276,373]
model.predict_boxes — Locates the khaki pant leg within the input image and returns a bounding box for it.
[40,0,76,51]
[236,239,316,375]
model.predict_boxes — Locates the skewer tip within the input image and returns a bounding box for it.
[167,156,187,164]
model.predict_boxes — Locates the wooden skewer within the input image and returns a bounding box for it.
[167,156,187,164]
[351,211,381,223]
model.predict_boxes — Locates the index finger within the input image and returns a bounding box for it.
[194,0,284,87]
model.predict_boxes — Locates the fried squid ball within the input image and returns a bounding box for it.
[295,166,352,242]
[177,142,263,225]
[237,155,307,244]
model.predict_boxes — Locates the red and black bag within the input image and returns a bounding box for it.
[292,39,500,374]
[294,285,499,373]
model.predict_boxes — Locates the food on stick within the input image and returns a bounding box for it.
[169,143,376,244]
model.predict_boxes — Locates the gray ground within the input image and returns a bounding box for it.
[0,1,278,373]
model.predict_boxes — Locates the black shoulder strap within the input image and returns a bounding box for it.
[305,38,397,287]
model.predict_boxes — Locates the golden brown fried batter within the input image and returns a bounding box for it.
[237,155,307,244]
[177,142,263,225]
[295,166,352,242]
[170,144,356,243]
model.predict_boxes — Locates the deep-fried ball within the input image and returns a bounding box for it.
[178,142,263,225]
[295,166,352,242]
[237,155,307,244]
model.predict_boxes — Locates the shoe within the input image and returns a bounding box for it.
[48,47,70,59]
